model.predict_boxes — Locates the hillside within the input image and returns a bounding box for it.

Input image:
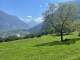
[28,23,43,33]
[0,10,28,32]
[0,32,80,60]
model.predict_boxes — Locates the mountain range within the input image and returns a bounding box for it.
[0,10,43,37]
[0,10,29,32]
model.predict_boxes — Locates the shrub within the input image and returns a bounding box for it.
[35,34,42,37]
[5,36,20,42]
[78,32,80,36]
[0,37,4,42]
[23,34,35,39]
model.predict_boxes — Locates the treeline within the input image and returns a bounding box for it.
[0,32,50,42]
[0,30,80,42]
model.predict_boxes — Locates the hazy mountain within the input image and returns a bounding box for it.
[0,10,44,37]
[20,16,43,28]
[0,10,28,32]
[28,23,43,33]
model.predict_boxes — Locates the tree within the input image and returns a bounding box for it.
[43,3,77,41]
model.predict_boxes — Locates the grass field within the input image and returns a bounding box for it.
[0,32,80,60]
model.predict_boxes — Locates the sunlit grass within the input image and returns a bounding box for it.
[0,33,80,60]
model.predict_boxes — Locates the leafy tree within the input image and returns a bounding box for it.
[43,3,77,41]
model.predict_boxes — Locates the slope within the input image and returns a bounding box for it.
[0,32,80,60]
[0,10,28,32]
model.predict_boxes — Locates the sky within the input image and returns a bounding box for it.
[0,0,74,17]
[0,0,74,24]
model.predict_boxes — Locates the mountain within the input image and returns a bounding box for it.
[0,10,44,37]
[0,23,43,38]
[20,16,43,28]
[0,10,28,32]
[28,23,43,34]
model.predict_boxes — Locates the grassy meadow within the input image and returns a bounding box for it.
[0,32,80,60]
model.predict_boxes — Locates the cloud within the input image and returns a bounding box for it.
[19,16,44,24]
[19,16,32,23]
[26,16,32,18]
[35,16,44,23]
[19,16,44,28]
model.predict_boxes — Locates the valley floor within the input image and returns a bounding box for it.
[0,32,80,60]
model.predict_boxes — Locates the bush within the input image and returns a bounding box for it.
[78,32,80,36]
[0,37,4,42]
[35,34,42,37]
[4,36,20,42]
[23,34,35,39]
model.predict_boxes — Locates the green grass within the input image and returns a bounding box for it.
[0,33,80,60]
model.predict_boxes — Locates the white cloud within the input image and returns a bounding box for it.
[26,16,32,18]
[19,16,44,24]
[19,16,44,28]
[35,16,44,23]
[19,16,32,23]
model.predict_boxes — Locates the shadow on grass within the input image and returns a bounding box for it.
[35,38,80,47]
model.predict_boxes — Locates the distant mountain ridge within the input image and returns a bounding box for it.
[0,10,43,37]
[0,10,28,32]
[28,23,43,33]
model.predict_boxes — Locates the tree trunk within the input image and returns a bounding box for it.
[60,21,65,42]
[61,30,63,42]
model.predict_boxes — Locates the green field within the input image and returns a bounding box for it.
[0,32,80,60]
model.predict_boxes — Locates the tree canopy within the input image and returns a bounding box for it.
[43,3,77,41]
